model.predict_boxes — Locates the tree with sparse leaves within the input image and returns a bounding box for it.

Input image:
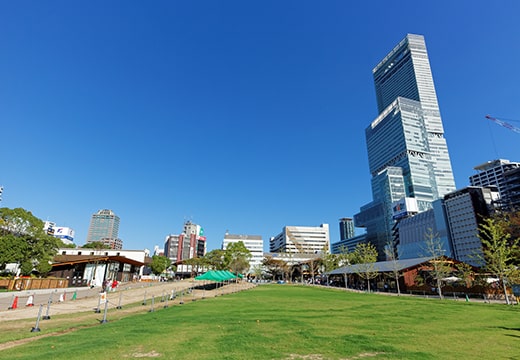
[384,241,402,296]
[353,242,379,292]
[422,228,452,300]
[478,217,520,305]
[262,256,288,280]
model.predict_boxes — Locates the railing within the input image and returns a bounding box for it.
[0,278,68,291]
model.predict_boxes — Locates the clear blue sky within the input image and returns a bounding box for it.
[1,1,519,252]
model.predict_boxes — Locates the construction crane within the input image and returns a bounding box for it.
[485,115,520,134]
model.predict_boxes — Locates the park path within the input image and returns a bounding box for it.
[0,279,255,321]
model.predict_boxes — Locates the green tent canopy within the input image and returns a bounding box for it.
[195,270,236,282]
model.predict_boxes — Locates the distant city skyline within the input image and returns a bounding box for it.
[1,2,518,253]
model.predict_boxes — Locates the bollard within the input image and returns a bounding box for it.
[161,291,165,303]
[179,290,184,305]
[95,293,103,313]
[116,292,123,309]
[149,295,155,312]
[43,294,53,320]
[164,294,169,309]
[100,297,109,324]
[142,290,147,306]
[31,305,43,332]
[170,289,176,300]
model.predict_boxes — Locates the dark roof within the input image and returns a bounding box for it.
[52,255,144,267]
[327,257,435,275]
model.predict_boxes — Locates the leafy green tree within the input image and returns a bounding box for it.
[224,241,251,275]
[478,217,520,305]
[204,249,226,270]
[455,262,475,289]
[150,255,171,276]
[37,260,53,276]
[81,241,111,249]
[353,242,379,292]
[322,253,340,273]
[60,242,77,248]
[0,207,61,276]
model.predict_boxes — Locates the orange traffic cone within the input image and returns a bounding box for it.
[26,295,35,307]
[8,296,18,310]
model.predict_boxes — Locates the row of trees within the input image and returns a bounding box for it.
[261,212,520,303]
[149,241,253,277]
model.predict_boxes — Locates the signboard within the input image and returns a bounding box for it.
[392,197,419,220]
[55,227,75,237]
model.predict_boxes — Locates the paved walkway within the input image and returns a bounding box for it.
[0,279,254,321]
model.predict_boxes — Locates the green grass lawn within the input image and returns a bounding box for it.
[1,285,519,359]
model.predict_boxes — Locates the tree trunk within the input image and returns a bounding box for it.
[436,277,443,300]
[394,273,401,296]
[343,273,348,289]
[501,277,511,305]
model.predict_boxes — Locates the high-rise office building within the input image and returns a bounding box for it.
[443,186,498,266]
[164,221,206,263]
[339,218,355,241]
[86,209,121,248]
[469,159,520,210]
[355,34,456,259]
[222,233,264,273]
[270,224,330,255]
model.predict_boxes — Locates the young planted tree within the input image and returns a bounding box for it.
[384,241,402,296]
[353,242,379,292]
[455,262,475,289]
[423,228,452,300]
[478,217,520,305]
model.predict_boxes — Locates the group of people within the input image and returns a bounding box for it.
[102,279,118,292]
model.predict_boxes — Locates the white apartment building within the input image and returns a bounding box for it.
[269,224,330,257]
[222,233,264,273]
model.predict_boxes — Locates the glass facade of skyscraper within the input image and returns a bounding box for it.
[355,34,456,259]
[86,209,120,245]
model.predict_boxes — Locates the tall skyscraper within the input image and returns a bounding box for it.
[355,34,456,259]
[86,209,121,248]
